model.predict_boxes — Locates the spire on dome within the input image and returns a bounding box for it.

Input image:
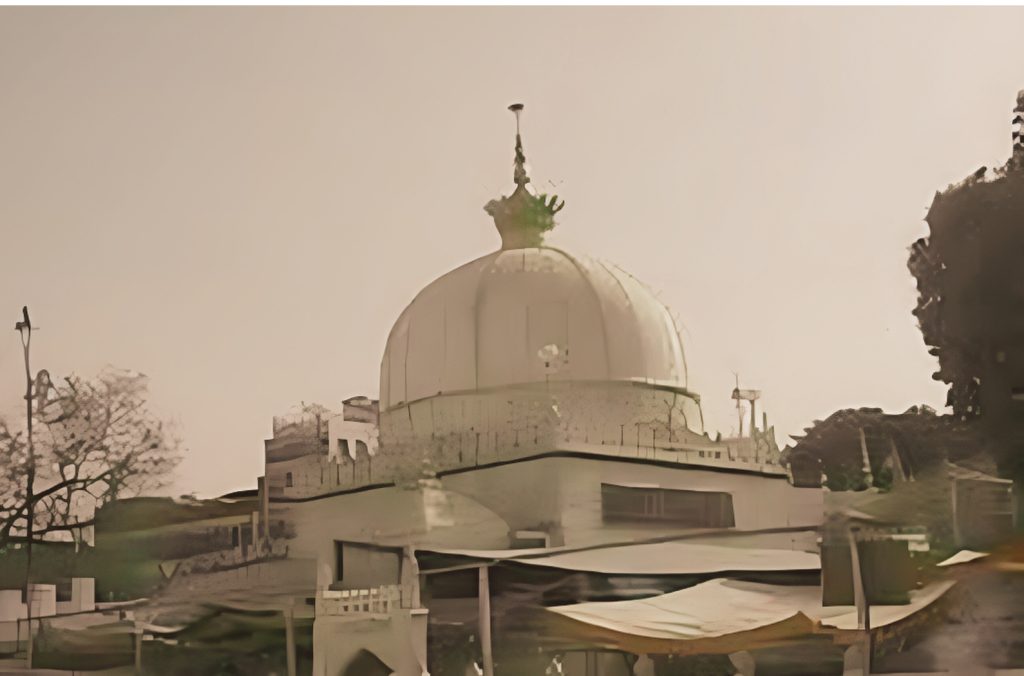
[510,103,529,187]
[485,103,565,250]
[1013,90,1024,159]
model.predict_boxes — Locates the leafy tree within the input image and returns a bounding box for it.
[908,128,1024,479]
[0,368,182,551]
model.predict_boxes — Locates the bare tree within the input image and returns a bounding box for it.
[0,368,182,550]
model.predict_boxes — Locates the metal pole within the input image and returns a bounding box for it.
[284,604,296,676]
[951,478,962,547]
[134,627,143,673]
[478,565,494,676]
[16,308,35,668]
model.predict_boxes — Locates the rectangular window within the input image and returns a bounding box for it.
[56,580,73,603]
[511,530,550,549]
[601,483,735,528]
[334,541,345,582]
[285,472,293,487]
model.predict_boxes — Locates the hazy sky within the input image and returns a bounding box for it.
[1,7,1021,498]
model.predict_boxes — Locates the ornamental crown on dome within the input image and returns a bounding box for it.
[484,103,566,250]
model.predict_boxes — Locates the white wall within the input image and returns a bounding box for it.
[327,417,379,464]
[313,610,428,676]
[270,450,821,595]
[55,578,95,615]
[279,485,510,591]
[0,590,23,623]
[441,456,823,549]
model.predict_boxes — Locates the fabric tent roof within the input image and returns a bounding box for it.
[815,580,955,631]
[419,541,820,575]
[547,578,957,655]
[550,579,820,641]
[936,549,990,567]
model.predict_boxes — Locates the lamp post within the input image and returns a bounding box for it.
[14,306,36,667]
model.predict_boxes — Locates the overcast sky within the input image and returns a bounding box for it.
[1,7,1020,497]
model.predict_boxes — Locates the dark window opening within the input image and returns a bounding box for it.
[601,483,735,528]
[512,537,547,549]
[285,472,293,488]
[56,580,73,603]
[335,541,345,582]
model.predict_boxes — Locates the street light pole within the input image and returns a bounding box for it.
[15,306,36,667]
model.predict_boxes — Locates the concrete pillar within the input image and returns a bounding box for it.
[478,566,494,676]
[633,654,657,676]
[843,642,867,676]
[847,527,872,674]
[73,578,95,613]
[729,650,756,676]
[401,546,421,609]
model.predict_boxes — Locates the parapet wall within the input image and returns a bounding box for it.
[270,382,783,501]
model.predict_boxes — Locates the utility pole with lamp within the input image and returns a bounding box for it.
[14,306,37,667]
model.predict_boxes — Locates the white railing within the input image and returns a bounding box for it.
[316,585,404,616]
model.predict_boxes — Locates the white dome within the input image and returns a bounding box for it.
[380,246,689,411]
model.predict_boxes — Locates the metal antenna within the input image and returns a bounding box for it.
[733,373,743,437]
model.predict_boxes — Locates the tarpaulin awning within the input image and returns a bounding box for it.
[550,579,820,640]
[546,578,957,655]
[936,549,990,567]
[547,579,820,655]
[815,580,956,631]
[420,541,820,576]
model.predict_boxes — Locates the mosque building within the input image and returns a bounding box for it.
[12,89,1024,676]
[237,105,827,676]
[146,105,996,676]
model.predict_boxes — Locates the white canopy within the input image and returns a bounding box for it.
[550,579,821,641]
[547,578,957,652]
[936,549,989,567]
[421,541,820,576]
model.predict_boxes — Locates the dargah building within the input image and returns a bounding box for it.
[160,106,866,676]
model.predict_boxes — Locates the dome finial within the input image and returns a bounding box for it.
[509,103,529,187]
[1013,90,1024,160]
[484,102,565,250]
